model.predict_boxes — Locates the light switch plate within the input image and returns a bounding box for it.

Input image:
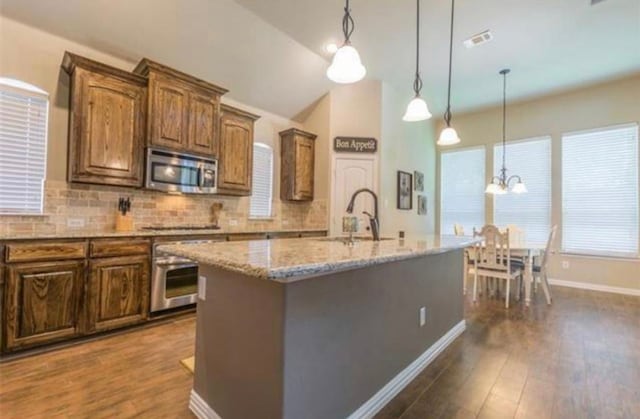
[419,307,426,327]
[198,276,206,300]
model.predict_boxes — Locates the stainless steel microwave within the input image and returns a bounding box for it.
[145,148,217,194]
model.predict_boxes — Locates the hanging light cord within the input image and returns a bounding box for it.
[413,0,423,96]
[501,70,507,173]
[444,0,455,126]
[342,0,355,44]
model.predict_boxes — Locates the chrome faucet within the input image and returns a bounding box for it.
[346,188,380,241]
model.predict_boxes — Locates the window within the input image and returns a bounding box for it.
[249,143,273,218]
[562,124,639,257]
[0,78,49,215]
[441,147,485,235]
[493,137,551,246]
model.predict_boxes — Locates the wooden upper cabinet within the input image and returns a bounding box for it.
[149,75,190,150]
[218,104,260,195]
[62,52,147,187]
[4,260,85,351]
[188,90,218,156]
[134,58,228,158]
[280,128,317,201]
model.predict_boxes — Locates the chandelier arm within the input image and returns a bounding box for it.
[506,175,522,186]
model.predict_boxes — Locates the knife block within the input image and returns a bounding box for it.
[115,213,134,232]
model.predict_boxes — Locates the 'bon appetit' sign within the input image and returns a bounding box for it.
[333,137,378,153]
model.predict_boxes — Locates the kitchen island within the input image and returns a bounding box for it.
[159,235,476,419]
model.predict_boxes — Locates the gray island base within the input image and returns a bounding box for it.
[159,235,476,419]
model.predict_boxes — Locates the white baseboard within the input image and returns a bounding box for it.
[548,278,640,297]
[347,319,467,419]
[188,320,467,419]
[189,389,221,419]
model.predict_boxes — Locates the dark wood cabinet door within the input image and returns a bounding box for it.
[4,260,84,351]
[149,76,190,151]
[218,113,254,194]
[69,68,146,186]
[87,255,149,333]
[294,136,315,199]
[279,129,316,201]
[188,91,219,157]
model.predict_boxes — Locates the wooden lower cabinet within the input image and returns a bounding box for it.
[87,255,150,333]
[3,260,85,351]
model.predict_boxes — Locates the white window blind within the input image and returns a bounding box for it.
[562,124,639,257]
[249,143,273,218]
[441,147,485,235]
[493,137,551,246]
[0,78,49,215]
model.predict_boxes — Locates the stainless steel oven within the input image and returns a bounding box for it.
[151,241,205,312]
[145,148,217,194]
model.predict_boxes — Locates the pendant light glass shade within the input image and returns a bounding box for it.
[438,126,460,146]
[403,96,432,121]
[511,181,528,194]
[327,0,366,84]
[326,45,366,84]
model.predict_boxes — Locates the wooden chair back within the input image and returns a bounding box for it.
[505,224,525,248]
[539,225,558,271]
[473,224,511,272]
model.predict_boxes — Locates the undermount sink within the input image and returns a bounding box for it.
[315,236,395,243]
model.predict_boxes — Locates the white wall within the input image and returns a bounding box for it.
[380,83,436,236]
[301,80,437,237]
[436,74,640,292]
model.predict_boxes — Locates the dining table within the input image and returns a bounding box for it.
[463,242,551,306]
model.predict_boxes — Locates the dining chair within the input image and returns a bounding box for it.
[532,226,557,304]
[505,224,526,248]
[470,225,523,308]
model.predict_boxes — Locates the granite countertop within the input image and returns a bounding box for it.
[158,235,478,282]
[0,228,327,241]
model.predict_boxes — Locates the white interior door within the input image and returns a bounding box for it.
[332,157,377,236]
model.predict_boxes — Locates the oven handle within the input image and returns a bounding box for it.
[155,261,198,269]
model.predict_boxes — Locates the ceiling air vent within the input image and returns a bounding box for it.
[463,30,493,49]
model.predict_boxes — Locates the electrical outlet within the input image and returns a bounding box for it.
[198,276,206,300]
[562,260,570,269]
[419,307,427,327]
[229,219,238,226]
[67,218,85,228]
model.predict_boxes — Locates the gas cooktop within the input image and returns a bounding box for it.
[141,225,221,231]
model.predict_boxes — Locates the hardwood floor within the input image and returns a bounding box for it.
[1,287,638,419]
[376,287,640,419]
[0,315,196,418]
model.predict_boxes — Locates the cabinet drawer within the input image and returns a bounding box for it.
[6,242,87,263]
[227,233,268,242]
[90,239,150,258]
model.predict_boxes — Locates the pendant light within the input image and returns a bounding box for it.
[327,0,367,84]
[486,69,527,195]
[437,0,460,145]
[403,0,432,121]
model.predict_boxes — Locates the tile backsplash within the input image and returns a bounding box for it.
[0,180,328,237]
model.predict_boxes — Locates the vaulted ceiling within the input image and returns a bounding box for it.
[2,0,639,119]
